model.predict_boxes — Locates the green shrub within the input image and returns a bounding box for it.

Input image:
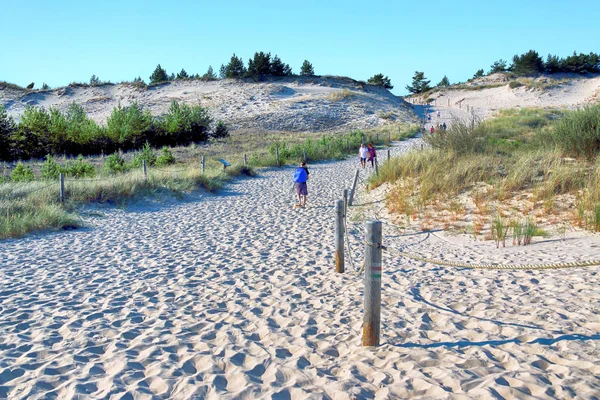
[64,155,95,178]
[549,105,600,159]
[508,81,522,89]
[213,121,230,139]
[156,146,176,166]
[41,155,63,180]
[104,152,129,174]
[130,142,157,168]
[423,119,488,154]
[11,162,35,182]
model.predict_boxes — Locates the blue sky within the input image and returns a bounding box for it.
[1,0,599,95]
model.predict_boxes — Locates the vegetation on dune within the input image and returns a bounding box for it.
[0,100,222,161]
[370,106,600,233]
[0,123,419,239]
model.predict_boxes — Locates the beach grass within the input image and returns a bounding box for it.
[0,123,419,239]
[369,106,600,233]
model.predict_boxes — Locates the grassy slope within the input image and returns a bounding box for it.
[369,107,600,234]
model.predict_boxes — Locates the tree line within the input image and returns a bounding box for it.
[0,102,229,162]
[406,49,600,94]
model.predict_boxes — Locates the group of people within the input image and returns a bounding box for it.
[292,143,378,209]
[429,122,447,133]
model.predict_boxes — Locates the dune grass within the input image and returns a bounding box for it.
[370,106,600,233]
[1,123,418,239]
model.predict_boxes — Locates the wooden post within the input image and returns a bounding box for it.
[388,132,391,143]
[59,173,65,203]
[143,160,147,180]
[244,154,247,167]
[348,169,360,206]
[362,221,382,346]
[346,138,349,150]
[335,200,345,273]
[343,189,349,216]
[387,149,390,162]
[376,134,379,143]
[447,98,450,106]
[303,148,307,162]
[276,147,280,167]
[375,159,379,176]
[201,156,205,174]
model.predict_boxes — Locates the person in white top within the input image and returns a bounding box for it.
[359,144,368,169]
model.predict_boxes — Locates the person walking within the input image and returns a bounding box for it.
[359,143,368,169]
[293,162,309,208]
[430,125,435,134]
[367,143,377,168]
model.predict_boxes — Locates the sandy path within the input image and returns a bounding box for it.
[1,139,599,399]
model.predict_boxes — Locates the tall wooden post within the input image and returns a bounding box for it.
[343,189,349,216]
[348,169,360,206]
[375,159,379,176]
[276,147,280,167]
[59,173,65,203]
[362,221,382,346]
[335,200,345,273]
[201,156,205,174]
[387,149,390,162]
[244,154,247,167]
[143,160,147,180]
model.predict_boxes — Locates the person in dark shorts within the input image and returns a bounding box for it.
[293,162,309,208]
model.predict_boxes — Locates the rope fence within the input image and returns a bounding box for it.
[335,166,600,347]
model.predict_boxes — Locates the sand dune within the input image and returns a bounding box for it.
[0,138,599,399]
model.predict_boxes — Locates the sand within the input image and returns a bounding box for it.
[1,138,599,399]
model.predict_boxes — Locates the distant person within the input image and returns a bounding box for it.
[293,162,309,209]
[367,143,377,168]
[442,122,447,131]
[427,114,431,121]
[359,144,368,169]
[437,110,441,118]
[430,125,435,134]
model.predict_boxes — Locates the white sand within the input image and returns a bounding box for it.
[1,138,599,399]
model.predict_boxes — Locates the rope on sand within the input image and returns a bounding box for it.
[383,245,600,270]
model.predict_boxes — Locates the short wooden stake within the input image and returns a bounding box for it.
[143,160,147,180]
[387,149,390,162]
[375,159,379,176]
[244,154,247,167]
[362,220,382,346]
[59,173,65,203]
[276,147,280,167]
[335,200,345,273]
[348,169,360,206]
[447,98,450,106]
[201,156,205,174]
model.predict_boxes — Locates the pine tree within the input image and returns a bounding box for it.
[367,73,393,89]
[203,65,217,81]
[489,59,507,74]
[472,69,485,79]
[224,54,246,79]
[437,75,450,87]
[90,74,101,86]
[149,64,169,84]
[176,69,189,80]
[247,51,272,79]
[511,50,544,75]
[300,60,314,76]
[405,71,431,94]
[219,64,226,79]
[270,55,292,76]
